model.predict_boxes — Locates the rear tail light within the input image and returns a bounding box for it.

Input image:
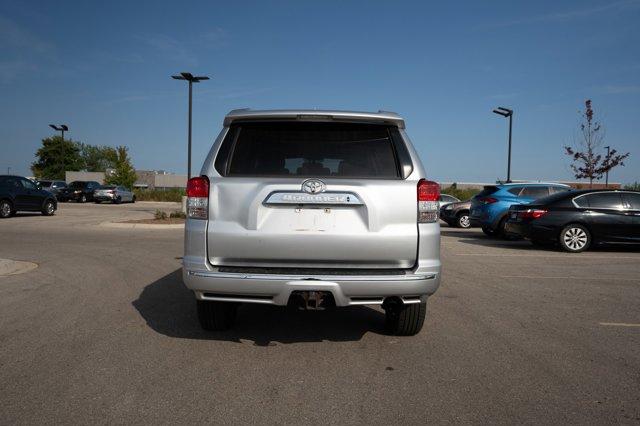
[186,176,209,219]
[417,179,440,223]
[519,209,547,219]
[479,197,498,204]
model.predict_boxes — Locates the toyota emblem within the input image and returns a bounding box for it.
[301,179,326,194]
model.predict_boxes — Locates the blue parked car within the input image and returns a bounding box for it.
[470,183,571,237]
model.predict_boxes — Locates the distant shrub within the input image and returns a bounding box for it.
[169,210,186,219]
[154,209,167,220]
[134,188,185,202]
[624,182,640,191]
[441,184,480,201]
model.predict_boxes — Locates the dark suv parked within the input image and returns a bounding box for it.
[58,181,101,203]
[0,175,57,218]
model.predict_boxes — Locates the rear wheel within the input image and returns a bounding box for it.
[559,224,591,253]
[0,200,13,218]
[384,301,426,336]
[41,200,55,216]
[114,196,122,204]
[456,212,471,228]
[132,195,136,203]
[197,300,239,331]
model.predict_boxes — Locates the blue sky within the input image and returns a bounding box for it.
[1,0,639,184]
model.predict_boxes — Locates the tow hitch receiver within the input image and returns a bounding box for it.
[288,291,336,310]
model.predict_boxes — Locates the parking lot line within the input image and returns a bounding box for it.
[501,275,640,281]
[599,322,640,327]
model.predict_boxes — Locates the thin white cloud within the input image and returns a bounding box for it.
[0,15,53,53]
[136,33,198,66]
[478,0,640,29]
[0,15,55,82]
[0,60,35,83]
[487,92,520,101]
[598,85,640,94]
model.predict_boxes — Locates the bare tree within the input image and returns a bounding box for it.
[564,99,629,187]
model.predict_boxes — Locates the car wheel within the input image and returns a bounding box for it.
[131,195,136,203]
[197,300,238,331]
[457,213,471,228]
[482,226,495,236]
[94,201,101,204]
[0,200,13,219]
[79,194,87,203]
[559,224,591,253]
[384,301,426,336]
[115,196,122,204]
[41,200,55,216]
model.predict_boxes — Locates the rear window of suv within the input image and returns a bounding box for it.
[215,122,407,178]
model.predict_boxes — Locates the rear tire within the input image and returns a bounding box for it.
[456,212,471,228]
[0,200,13,218]
[132,195,136,203]
[197,300,238,331]
[41,200,55,216]
[385,301,426,336]
[559,224,591,253]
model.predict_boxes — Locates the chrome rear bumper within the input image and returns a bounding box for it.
[183,268,440,306]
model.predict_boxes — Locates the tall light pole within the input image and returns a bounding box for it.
[493,107,514,183]
[172,72,209,180]
[49,124,69,179]
[604,145,610,188]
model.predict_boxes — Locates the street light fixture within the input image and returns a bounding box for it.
[49,124,69,179]
[492,107,514,183]
[172,72,210,180]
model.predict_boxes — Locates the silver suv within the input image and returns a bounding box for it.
[182,109,441,335]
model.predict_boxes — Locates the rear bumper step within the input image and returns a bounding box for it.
[184,268,439,307]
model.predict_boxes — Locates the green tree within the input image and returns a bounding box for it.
[31,136,83,179]
[104,146,137,189]
[78,143,118,172]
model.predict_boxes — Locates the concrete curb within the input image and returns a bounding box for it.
[99,221,184,230]
[0,259,39,277]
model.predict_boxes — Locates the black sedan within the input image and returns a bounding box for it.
[505,189,640,252]
[0,175,57,218]
[58,180,101,203]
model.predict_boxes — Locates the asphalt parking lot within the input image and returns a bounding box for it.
[1,203,639,424]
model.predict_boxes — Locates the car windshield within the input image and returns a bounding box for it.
[100,186,117,190]
[39,181,52,187]
[69,182,85,188]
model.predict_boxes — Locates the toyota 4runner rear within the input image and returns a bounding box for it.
[182,109,441,335]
